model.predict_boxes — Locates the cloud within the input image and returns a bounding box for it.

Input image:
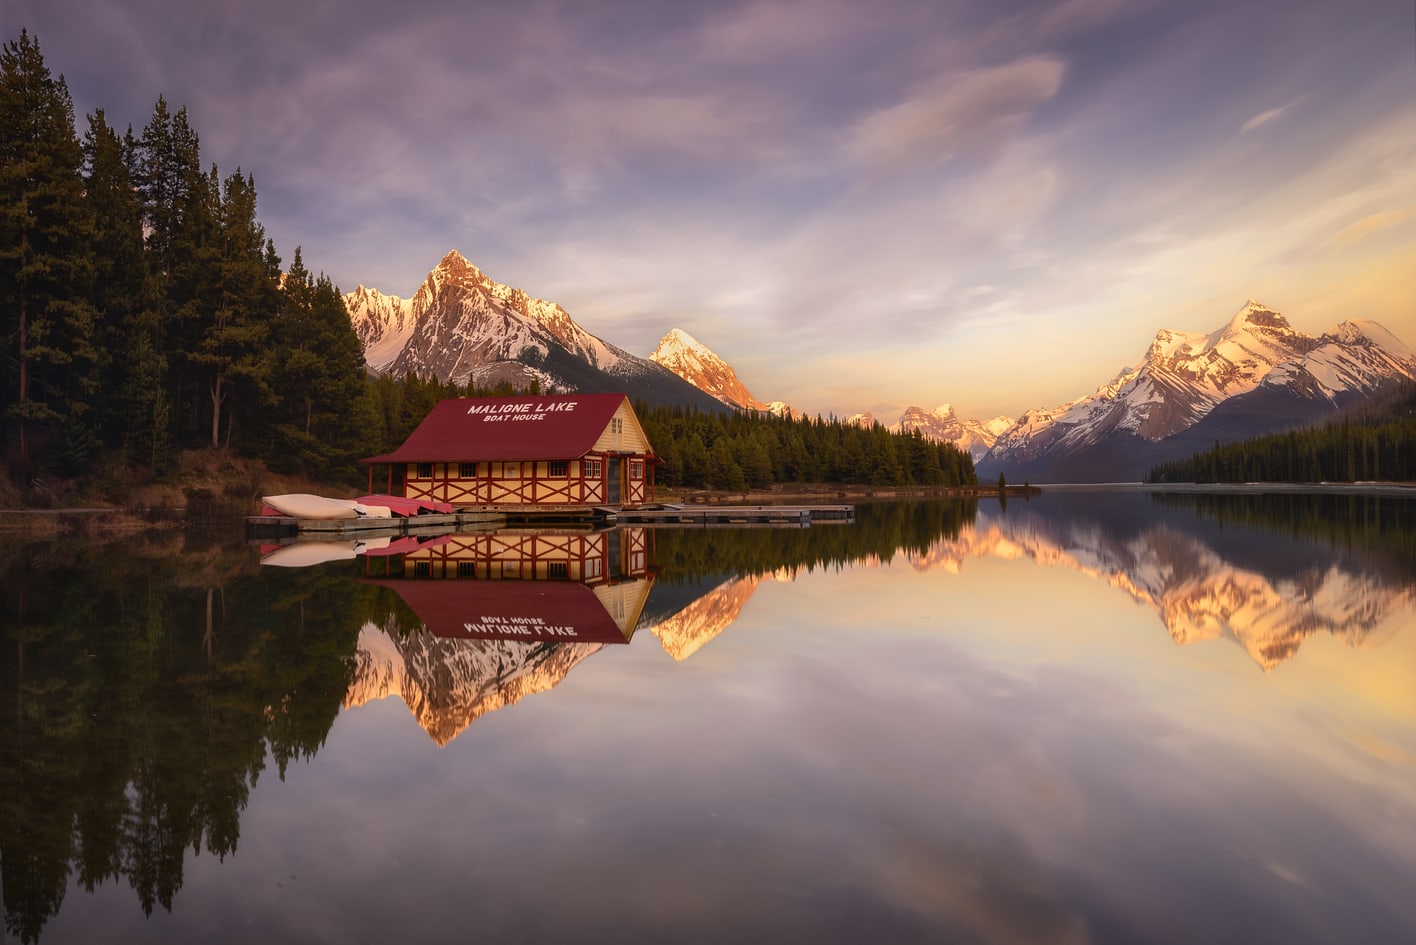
[847,57,1066,171]
[1322,208,1416,249]
[1240,95,1303,133]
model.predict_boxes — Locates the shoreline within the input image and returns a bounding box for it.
[4,480,1414,532]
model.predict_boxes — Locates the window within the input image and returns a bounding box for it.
[629,460,643,480]
[457,561,477,578]
[610,417,623,434]
[548,561,569,579]
[548,460,569,478]
[459,462,476,479]
[416,463,433,479]
[583,459,602,479]
[584,557,603,579]
[413,561,431,577]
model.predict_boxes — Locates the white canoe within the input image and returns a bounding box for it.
[261,542,360,567]
[262,493,359,520]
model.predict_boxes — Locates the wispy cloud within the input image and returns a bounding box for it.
[1241,95,1304,134]
[847,58,1066,171]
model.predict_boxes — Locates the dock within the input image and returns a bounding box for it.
[604,504,855,527]
[246,503,854,537]
[245,510,506,538]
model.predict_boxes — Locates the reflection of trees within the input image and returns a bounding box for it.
[0,537,379,943]
[652,499,978,583]
[1151,492,1416,583]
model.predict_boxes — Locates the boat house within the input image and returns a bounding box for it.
[362,393,657,510]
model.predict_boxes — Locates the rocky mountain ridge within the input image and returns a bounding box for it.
[976,300,1416,481]
[344,250,725,411]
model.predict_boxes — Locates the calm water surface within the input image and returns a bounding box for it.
[2,492,1414,944]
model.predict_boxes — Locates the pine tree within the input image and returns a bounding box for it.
[83,109,168,462]
[0,31,101,473]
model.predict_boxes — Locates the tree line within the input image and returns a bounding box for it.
[1146,381,1416,484]
[638,403,977,491]
[0,31,369,485]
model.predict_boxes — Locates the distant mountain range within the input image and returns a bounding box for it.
[347,256,1414,481]
[976,300,1416,481]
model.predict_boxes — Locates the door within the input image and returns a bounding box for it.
[607,457,622,505]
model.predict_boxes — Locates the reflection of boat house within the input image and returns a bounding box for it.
[368,528,656,644]
[362,393,657,510]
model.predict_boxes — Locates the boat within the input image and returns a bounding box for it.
[262,493,360,520]
[261,493,398,520]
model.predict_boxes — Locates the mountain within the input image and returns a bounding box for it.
[649,327,803,417]
[894,404,1014,463]
[650,329,765,410]
[979,300,1416,482]
[345,250,726,411]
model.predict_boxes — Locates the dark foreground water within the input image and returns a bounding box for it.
[2,491,1414,944]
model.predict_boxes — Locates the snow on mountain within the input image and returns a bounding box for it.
[344,250,723,410]
[345,284,415,373]
[844,410,876,428]
[894,404,1014,463]
[650,328,767,410]
[984,300,1416,476]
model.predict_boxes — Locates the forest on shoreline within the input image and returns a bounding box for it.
[0,32,974,508]
[1146,381,1416,485]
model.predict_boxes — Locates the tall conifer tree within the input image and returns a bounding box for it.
[0,31,100,473]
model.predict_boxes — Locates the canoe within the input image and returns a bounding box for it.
[261,542,360,567]
[262,493,359,520]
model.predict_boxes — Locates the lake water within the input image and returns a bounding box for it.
[2,491,1414,944]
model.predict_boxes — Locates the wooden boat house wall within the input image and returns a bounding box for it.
[362,393,657,510]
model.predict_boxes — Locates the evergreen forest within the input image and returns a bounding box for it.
[1146,381,1416,484]
[0,32,973,501]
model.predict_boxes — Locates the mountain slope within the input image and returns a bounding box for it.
[650,329,767,410]
[980,301,1416,482]
[345,251,726,411]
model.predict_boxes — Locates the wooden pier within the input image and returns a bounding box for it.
[604,504,855,527]
[246,503,853,537]
[245,510,506,538]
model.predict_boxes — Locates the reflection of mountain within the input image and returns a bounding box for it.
[346,620,604,746]
[646,575,764,661]
[910,494,1415,671]
[349,528,656,743]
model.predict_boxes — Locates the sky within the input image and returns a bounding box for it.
[5,0,1414,422]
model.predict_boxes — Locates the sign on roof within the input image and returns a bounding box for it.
[465,399,581,424]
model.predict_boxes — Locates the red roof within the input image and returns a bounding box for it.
[363,393,634,464]
[365,578,634,644]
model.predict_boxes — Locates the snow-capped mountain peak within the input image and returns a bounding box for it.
[343,250,731,411]
[982,300,1416,481]
[649,328,767,410]
[894,404,1015,463]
